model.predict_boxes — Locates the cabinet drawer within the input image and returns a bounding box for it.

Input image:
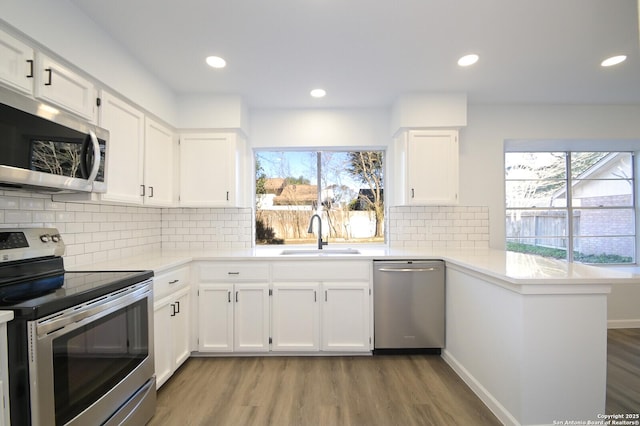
[197,262,269,282]
[154,266,190,300]
[272,261,370,281]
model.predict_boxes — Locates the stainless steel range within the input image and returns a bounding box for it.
[0,228,156,425]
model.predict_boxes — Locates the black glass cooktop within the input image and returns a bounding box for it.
[0,262,153,319]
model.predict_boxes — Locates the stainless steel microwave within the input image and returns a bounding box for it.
[0,87,108,193]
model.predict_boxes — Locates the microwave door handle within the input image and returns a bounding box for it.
[86,130,101,183]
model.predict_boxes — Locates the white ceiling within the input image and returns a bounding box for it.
[69,0,640,109]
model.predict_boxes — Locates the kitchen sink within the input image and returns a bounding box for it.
[279,248,361,256]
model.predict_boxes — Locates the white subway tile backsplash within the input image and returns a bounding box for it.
[3,190,488,265]
[388,205,490,249]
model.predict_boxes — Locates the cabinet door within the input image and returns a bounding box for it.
[172,289,191,367]
[144,117,175,206]
[271,283,320,352]
[234,283,270,352]
[179,133,235,206]
[407,130,459,205]
[0,29,34,94]
[154,299,173,388]
[322,282,371,352]
[198,284,234,352]
[34,53,96,121]
[99,91,145,204]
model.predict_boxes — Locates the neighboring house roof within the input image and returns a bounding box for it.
[273,184,318,205]
[552,152,629,199]
[264,178,286,195]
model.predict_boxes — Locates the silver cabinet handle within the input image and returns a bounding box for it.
[140,185,146,196]
[228,272,240,275]
[149,186,154,198]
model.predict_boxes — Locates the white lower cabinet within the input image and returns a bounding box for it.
[198,282,270,352]
[195,260,372,355]
[271,283,321,352]
[321,282,371,351]
[196,262,270,353]
[271,261,372,353]
[153,266,191,388]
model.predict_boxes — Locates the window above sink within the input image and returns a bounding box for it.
[254,150,385,247]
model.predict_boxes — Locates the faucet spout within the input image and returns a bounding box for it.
[307,214,327,250]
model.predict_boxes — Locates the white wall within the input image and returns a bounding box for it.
[249,108,390,149]
[1,0,177,124]
[460,104,640,249]
[177,94,249,133]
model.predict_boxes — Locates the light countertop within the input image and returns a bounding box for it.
[67,245,640,294]
[0,311,14,325]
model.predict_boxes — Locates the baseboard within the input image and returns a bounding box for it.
[608,319,640,329]
[441,349,520,426]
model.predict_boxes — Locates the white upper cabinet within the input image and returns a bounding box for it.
[96,91,175,206]
[396,129,459,205]
[34,53,96,122]
[0,28,34,95]
[144,117,176,206]
[179,132,242,206]
[99,91,145,204]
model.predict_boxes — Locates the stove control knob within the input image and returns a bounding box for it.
[51,234,60,243]
[40,234,50,243]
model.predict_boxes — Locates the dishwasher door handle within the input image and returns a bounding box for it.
[377,267,438,272]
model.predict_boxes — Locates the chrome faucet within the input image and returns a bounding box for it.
[307,214,328,250]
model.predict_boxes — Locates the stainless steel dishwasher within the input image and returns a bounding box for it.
[373,260,445,354]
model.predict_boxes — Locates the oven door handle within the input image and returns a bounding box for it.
[36,282,151,337]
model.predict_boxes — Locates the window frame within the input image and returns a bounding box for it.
[254,148,386,246]
[504,148,637,264]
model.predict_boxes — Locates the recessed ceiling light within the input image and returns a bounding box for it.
[206,56,226,69]
[601,55,626,67]
[457,54,479,67]
[310,88,326,98]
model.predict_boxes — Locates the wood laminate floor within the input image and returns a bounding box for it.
[149,329,640,426]
[607,328,640,414]
[149,355,501,426]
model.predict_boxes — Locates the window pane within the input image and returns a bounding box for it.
[571,152,632,179]
[573,236,635,264]
[505,152,567,208]
[506,238,568,260]
[573,208,635,236]
[505,150,635,264]
[505,180,567,208]
[506,209,567,238]
[505,152,566,180]
[255,150,384,245]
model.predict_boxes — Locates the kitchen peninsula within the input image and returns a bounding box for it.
[70,246,638,426]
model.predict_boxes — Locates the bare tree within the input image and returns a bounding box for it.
[346,151,384,237]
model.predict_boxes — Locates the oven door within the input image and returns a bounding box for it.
[28,281,155,426]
